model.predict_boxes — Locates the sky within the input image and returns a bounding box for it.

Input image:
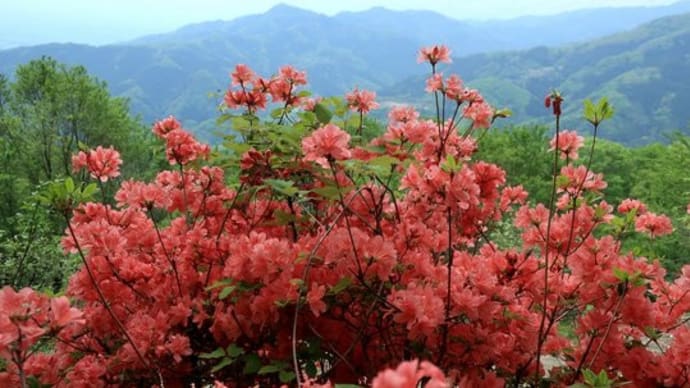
[0,0,679,48]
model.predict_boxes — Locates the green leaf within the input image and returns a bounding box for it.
[584,99,596,122]
[224,141,252,157]
[216,113,234,125]
[211,357,234,373]
[77,141,90,152]
[231,116,252,132]
[597,97,614,120]
[199,348,226,359]
[64,177,75,193]
[272,210,296,226]
[366,155,398,175]
[556,174,571,189]
[330,276,352,295]
[206,278,233,291]
[644,326,662,340]
[493,107,512,119]
[612,267,629,282]
[304,361,318,377]
[582,369,597,383]
[279,370,296,383]
[257,364,281,375]
[630,271,647,287]
[311,185,341,200]
[274,299,290,307]
[583,97,614,126]
[218,285,237,300]
[289,278,305,288]
[440,154,460,173]
[226,343,244,358]
[270,108,284,120]
[242,353,261,375]
[264,179,299,197]
[81,183,98,199]
[314,103,333,124]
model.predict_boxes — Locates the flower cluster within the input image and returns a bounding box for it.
[345,88,380,115]
[0,287,84,386]
[301,123,352,168]
[71,145,122,182]
[418,45,452,66]
[224,64,308,114]
[3,45,690,388]
[550,130,585,160]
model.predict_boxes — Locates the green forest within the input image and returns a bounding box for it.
[0,58,162,291]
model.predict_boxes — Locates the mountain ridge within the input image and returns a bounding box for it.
[381,11,690,145]
[1,4,689,144]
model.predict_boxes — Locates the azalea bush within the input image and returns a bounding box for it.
[1,45,690,387]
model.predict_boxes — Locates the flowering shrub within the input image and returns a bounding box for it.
[1,45,690,387]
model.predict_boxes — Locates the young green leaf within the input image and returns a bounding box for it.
[199,348,226,359]
[211,357,234,373]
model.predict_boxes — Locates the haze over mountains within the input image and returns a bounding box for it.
[1,2,689,144]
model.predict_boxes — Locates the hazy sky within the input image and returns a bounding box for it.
[0,0,679,47]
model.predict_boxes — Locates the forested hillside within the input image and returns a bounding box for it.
[384,12,690,145]
[1,4,690,144]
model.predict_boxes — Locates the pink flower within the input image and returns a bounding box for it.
[307,283,327,317]
[301,97,321,111]
[224,88,267,113]
[445,74,463,100]
[49,297,84,329]
[164,334,192,363]
[231,64,255,86]
[345,88,379,114]
[71,146,122,182]
[165,129,210,165]
[550,130,585,160]
[463,101,493,129]
[558,165,607,194]
[0,287,49,353]
[390,285,444,339]
[425,73,444,93]
[114,180,170,210]
[461,88,483,104]
[278,65,307,86]
[417,45,452,65]
[372,359,447,388]
[302,124,352,168]
[618,199,648,215]
[152,116,182,138]
[388,105,419,124]
[268,66,307,105]
[500,185,529,211]
[635,212,673,238]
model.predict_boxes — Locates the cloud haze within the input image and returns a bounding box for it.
[0,0,679,47]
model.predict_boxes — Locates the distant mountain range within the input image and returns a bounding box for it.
[1,3,689,144]
[385,12,690,145]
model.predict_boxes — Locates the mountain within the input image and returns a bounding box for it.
[334,1,690,56]
[384,12,690,145]
[0,4,423,134]
[1,3,689,143]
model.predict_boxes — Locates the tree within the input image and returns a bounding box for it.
[0,58,159,291]
[8,57,153,183]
